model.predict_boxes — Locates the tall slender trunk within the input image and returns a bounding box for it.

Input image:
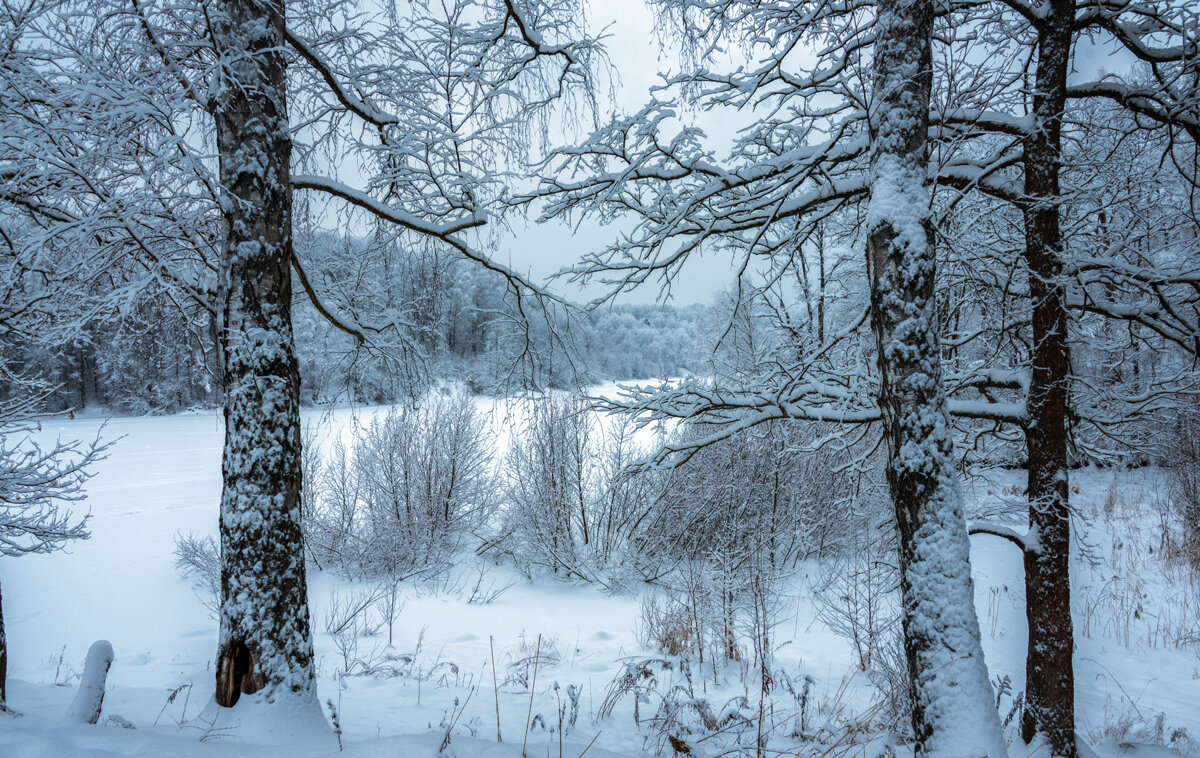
[211,0,316,708]
[77,342,98,410]
[866,0,1007,753]
[1021,0,1076,753]
[817,228,826,345]
[1,580,7,709]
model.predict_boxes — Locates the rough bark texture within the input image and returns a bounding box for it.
[211,0,316,707]
[0,580,7,709]
[1021,0,1076,753]
[866,0,1007,754]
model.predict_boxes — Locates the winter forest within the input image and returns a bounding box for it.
[1,0,1199,756]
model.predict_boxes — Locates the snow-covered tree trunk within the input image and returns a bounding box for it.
[1021,1,1076,754]
[866,0,1007,754]
[211,0,317,710]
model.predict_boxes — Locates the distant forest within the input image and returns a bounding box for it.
[6,234,707,414]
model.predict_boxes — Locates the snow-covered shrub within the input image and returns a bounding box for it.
[372,577,404,646]
[647,420,879,570]
[299,421,323,556]
[171,532,219,617]
[462,564,516,605]
[637,590,694,656]
[643,683,753,755]
[814,524,899,672]
[323,588,379,675]
[635,557,794,711]
[498,395,670,582]
[597,656,674,722]
[500,394,593,578]
[637,562,745,668]
[306,388,496,579]
[1087,696,1196,754]
[499,398,880,593]
[303,436,361,574]
[866,629,912,730]
[633,421,886,674]
[320,588,435,679]
[652,564,742,666]
[802,483,909,728]
[598,654,886,757]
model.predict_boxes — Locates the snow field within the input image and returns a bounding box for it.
[2,400,1198,757]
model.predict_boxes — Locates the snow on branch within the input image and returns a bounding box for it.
[292,175,560,304]
[594,374,1028,472]
[293,175,485,237]
[284,27,400,127]
[968,523,1032,553]
[1069,81,1200,140]
[0,374,105,557]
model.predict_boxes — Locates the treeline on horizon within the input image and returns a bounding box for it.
[3,234,708,415]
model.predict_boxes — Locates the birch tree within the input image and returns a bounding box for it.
[2,0,601,720]
[865,0,1007,751]
[526,0,1008,750]
[206,0,316,710]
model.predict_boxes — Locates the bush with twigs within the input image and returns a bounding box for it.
[305,387,497,579]
[498,394,674,583]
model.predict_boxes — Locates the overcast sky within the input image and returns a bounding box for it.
[468,2,1140,308]
[491,0,740,308]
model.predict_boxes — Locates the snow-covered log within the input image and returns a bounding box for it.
[63,640,113,725]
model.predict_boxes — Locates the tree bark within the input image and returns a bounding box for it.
[1021,0,1076,754]
[1,580,7,709]
[211,0,316,707]
[866,0,1007,753]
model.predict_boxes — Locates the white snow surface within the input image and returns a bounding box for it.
[2,393,1198,756]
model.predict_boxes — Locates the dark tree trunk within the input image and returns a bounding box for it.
[1,580,7,709]
[866,0,1006,753]
[1021,0,1076,754]
[76,342,98,410]
[211,0,316,707]
[817,228,826,345]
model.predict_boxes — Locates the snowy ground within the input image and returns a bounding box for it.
[3,397,1199,757]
